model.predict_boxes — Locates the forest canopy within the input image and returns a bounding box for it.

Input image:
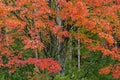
[0,0,120,80]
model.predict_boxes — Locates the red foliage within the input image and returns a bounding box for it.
[112,65,120,79]
[0,0,120,78]
[5,18,21,29]
[99,64,120,79]
[99,65,112,75]
[25,58,61,73]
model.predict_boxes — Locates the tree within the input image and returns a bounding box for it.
[0,0,120,79]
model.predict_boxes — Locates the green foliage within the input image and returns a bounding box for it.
[0,65,34,80]
[52,51,118,80]
[54,75,70,80]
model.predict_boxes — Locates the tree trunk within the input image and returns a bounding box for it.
[5,27,9,47]
[55,0,65,76]
[70,37,72,60]
[78,39,80,69]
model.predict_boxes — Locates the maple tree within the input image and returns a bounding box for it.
[57,0,120,79]
[0,0,62,76]
[0,0,120,79]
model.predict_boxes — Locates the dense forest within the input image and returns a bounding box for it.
[0,0,120,80]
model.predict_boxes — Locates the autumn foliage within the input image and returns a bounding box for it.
[0,0,120,79]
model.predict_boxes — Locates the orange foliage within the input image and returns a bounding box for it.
[99,65,112,75]
[0,0,120,78]
[112,64,120,79]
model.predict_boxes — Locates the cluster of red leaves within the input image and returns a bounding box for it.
[23,39,44,50]
[99,64,120,79]
[99,64,112,75]
[112,65,120,79]
[0,55,61,74]
[99,32,114,45]
[52,26,70,42]
[23,28,44,50]
[27,58,61,73]
[85,19,96,31]
[85,0,113,7]
[58,0,88,18]
[5,18,21,29]
[117,0,120,4]
[0,3,10,16]
[58,0,88,26]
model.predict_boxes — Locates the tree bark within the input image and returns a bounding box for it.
[55,0,65,76]
[78,39,80,69]
[70,37,72,60]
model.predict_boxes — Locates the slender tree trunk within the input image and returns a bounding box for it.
[55,0,62,61]
[56,3,62,61]
[35,49,39,59]
[5,27,9,47]
[55,0,65,76]
[114,26,118,54]
[78,39,80,69]
[70,37,72,60]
